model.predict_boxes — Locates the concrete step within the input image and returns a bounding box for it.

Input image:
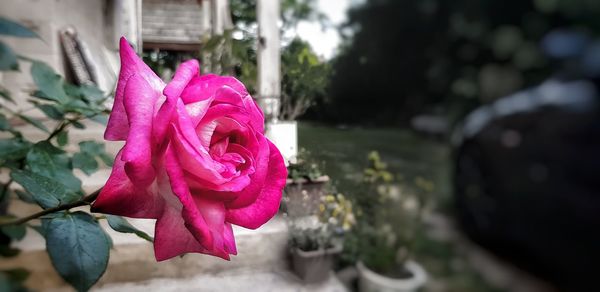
[1,209,290,291]
[92,270,347,292]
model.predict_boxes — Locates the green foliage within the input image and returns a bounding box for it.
[0,21,120,291]
[0,139,31,161]
[17,113,49,133]
[31,61,69,103]
[72,152,98,176]
[0,17,37,76]
[287,148,324,181]
[10,169,78,209]
[26,141,82,192]
[0,269,29,292]
[230,0,324,29]
[106,215,153,242]
[345,151,432,277]
[0,87,14,103]
[197,29,258,93]
[154,0,326,106]
[78,141,113,167]
[280,39,330,120]
[0,223,26,241]
[0,17,38,38]
[0,43,18,71]
[326,0,600,126]
[43,212,110,292]
[285,189,354,252]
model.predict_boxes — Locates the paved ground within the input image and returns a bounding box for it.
[94,270,348,292]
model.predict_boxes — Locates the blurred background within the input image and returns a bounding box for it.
[1,0,600,291]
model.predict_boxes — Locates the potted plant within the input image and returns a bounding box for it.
[284,190,355,282]
[283,149,330,216]
[353,152,432,292]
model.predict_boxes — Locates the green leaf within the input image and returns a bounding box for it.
[71,121,85,129]
[35,104,64,120]
[63,83,80,97]
[89,114,108,125]
[57,130,68,146]
[99,153,114,167]
[43,212,110,292]
[72,152,98,176]
[26,141,81,192]
[10,169,77,209]
[78,141,113,167]
[0,269,29,292]
[78,84,105,102]
[79,141,104,155]
[14,189,36,204]
[0,17,38,38]
[0,224,26,240]
[17,113,49,133]
[0,87,14,103]
[0,42,18,71]
[30,61,68,103]
[0,113,9,131]
[106,215,153,242]
[63,99,96,116]
[0,139,31,161]
[101,228,114,249]
[0,273,10,292]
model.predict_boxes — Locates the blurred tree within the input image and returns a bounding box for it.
[199,0,331,121]
[323,0,600,126]
[230,0,326,30]
[280,38,331,120]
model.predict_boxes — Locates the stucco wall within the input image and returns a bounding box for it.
[0,0,117,115]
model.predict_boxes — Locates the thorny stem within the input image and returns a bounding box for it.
[0,188,102,226]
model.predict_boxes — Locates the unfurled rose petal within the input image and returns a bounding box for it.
[92,37,287,261]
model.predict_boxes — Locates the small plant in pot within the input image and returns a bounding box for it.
[284,189,355,283]
[353,152,432,292]
[284,149,330,216]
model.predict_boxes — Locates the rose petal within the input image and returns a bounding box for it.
[226,140,287,229]
[163,147,239,259]
[242,95,265,133]
[154,59,200,145]
[121,73,158,187]
[92,150,164,218]
[223,223,237,255]
[186,98,214,126]
[193,197,231,258]
[105,37,164,141]
[223,135,269,209]
[154,206,211,261]
[170,113,226,183]
[180,75,247,104]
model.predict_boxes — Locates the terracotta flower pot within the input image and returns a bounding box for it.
[357,260,427,292]
[291,243,342,283]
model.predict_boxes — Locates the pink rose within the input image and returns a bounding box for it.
[92,38,287,261]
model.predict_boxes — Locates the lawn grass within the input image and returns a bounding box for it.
[298,122,502,292]
[298,122,452,210]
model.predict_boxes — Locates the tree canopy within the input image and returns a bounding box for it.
[322,0,600,126]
